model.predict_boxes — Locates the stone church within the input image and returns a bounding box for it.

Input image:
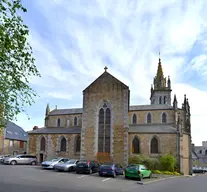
[28,57,192,175]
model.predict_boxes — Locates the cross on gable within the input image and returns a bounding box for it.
[104,66,108,72]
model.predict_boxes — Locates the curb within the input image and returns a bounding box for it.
[137,175,185,185]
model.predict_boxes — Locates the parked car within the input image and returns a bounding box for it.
[41,158,69,169]
[99,162,124,178]
[0,155,11,163]
[76,160,100,174]
[124,164,152,181]
[4,154,37,165]
[54,159,79,172]
[192,167,205,174]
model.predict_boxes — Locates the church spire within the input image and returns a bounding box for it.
[150,52,172,105]
[45,103,50,116]
[154,53,166,88]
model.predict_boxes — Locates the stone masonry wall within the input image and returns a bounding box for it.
[28,133,80,162]
[47,114,82,128]
[129,109,175,124]
[128,133,177,156]
[81,73,129,166]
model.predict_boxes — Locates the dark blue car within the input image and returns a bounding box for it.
[99,162,124,178]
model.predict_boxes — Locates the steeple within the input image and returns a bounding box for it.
[150,53,172,105]
[173,94,178,109]
[45,103,50,116]
[154,54,166,88]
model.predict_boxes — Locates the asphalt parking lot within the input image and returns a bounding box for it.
[1,164,207,192]
[0,164,147,192]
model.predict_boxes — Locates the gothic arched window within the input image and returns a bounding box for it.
[132,114,137,124]
[162,113,167,123]
[132,137,140,153]
[40,137,46,151]
[57,118,61,127]
[98,105,111,153]
[147,113,152,123]
[150,137,159,154]
[74,117,78,126]
[60,137,66,152]
[75,135,81,152]
[159,96,162,104]
[163,96,166,104]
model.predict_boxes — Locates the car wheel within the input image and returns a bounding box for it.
[125,176,128,179]
[31,161,36,165]
[76,171,80,174]
[89,169,92,174]
[69,167,73,172]
[10,161,17,165]
[99,173,102,177]
[113,172,116,178]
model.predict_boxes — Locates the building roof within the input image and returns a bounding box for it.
[5,121,28,141]
[129,104,174,111]
[48,104,176,116]
[27,127,81,134]
[129,124,177,133]
[49,108,83,116]
[83,70,129,93]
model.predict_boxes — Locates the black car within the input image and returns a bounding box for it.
[76,160,100,174]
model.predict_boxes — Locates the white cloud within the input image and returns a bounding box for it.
[17,0,207,145]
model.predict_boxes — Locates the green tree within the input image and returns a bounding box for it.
[0,0,40,127]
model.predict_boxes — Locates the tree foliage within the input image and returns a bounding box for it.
[0,0,40,127]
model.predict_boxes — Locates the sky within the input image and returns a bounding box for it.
[15,0,207,146]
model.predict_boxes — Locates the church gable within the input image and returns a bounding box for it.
[83,67,129,94]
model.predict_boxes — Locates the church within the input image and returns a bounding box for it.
[28,57,192,175]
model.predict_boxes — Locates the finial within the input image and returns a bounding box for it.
[104,66,108,72]
[159,51,161,63]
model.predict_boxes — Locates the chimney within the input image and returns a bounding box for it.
[33,126,38,130]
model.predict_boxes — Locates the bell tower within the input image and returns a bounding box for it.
[150,53,172,105]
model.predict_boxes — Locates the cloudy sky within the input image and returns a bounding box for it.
[16,0,207,146]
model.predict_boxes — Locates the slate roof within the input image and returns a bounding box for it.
[49,108,83,116]
[129,104,174,111]
[5,121,28,141]
[48,105,175,116]
[129,124,177,133]
[27,127,81,134]
[83,71,129,93]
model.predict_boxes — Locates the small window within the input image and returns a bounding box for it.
[74,117,78,126]
[132,114,137,124]
[60,137,66,152]
[159,96,162,104]
[147,113,152,123]
[57,118,61,127]
[162,113,167,123]
[163,96,166,104]
[9,140,14,147]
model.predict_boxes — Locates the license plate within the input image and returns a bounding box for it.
[78,165,83,167]
[103,172,107,174]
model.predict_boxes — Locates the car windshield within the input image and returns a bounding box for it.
[50,158,59,162]
[101,163,113,167]
[66,160,76,164]
[127,165,139,169]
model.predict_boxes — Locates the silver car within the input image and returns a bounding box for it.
[54,159,79,172]
[0,155,10,163]
[41,158,69,169]
[4,154,37,165]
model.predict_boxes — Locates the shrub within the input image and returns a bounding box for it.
[152,170,181,176]
[159,154,176,172]
[128,155,160,170]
